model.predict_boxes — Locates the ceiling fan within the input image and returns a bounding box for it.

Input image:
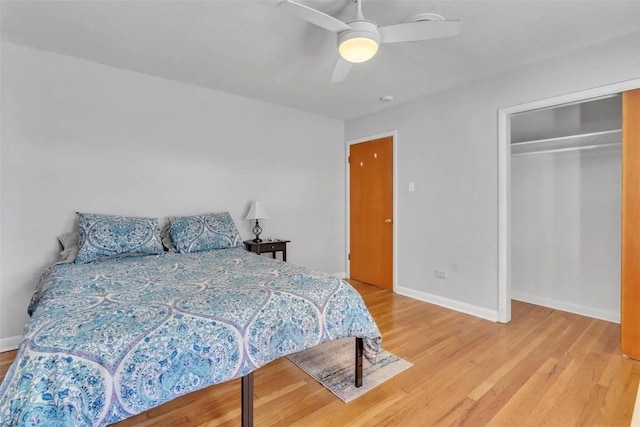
[277,0,461,82]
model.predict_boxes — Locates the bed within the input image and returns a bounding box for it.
[0,213,382,426]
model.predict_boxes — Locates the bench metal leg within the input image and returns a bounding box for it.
[242,338,362,425]
[241,372,254,427]
[355,337,363,388]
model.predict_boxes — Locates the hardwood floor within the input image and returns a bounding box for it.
[1,281,638,426]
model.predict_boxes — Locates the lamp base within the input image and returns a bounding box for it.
[252,220,263,243]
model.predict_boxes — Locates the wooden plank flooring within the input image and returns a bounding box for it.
[1,281,638,426]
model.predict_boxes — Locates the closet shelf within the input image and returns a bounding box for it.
[511,129,621,156]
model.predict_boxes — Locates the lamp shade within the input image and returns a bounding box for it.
[244,201,269,220]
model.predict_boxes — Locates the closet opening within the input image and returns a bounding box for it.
[508,94,622,322]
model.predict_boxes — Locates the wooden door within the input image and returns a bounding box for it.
[350,136,393,289]
[621,88,640,360]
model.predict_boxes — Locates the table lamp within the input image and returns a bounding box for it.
[244,201,269,242]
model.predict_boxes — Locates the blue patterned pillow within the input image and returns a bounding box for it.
[168,212,241,253]
[75,213,164,264]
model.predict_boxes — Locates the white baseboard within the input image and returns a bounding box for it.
[395,286,499,322]
[0,335,22,352]
[331,272,347,279]
[511,291,620,324]
[631,383,640,427]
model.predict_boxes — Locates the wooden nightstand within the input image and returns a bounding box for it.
[243,239,290,262]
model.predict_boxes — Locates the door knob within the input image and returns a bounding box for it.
[384,218,392,224]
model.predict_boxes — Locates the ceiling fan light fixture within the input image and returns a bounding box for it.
[339,37,379,63]
[337,21,381,63]
[277,0,461,82]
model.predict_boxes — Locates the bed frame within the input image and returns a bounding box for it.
[240,337,364,427]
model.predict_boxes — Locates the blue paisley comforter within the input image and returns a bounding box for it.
[0,248,381,426]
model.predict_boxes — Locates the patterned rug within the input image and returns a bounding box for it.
[286,337,412,403]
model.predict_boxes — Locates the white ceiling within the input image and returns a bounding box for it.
[2,1,639,120]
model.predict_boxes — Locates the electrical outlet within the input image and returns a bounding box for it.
[435,269,447,279]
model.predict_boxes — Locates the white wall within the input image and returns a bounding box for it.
[345,32,640,320]
[511,145,621,322]
[0,42,345,345]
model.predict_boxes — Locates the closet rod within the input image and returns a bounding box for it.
[511,142,621,157]
[511,129,621,148]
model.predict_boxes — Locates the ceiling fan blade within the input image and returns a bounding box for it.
[331,57,353,83]
[380,20,461,43]
[277,0,352,33]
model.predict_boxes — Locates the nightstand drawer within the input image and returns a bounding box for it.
[262,242,286,252]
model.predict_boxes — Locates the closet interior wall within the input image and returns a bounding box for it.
[510,96,622,322]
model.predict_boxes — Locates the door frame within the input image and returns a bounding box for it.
[346,130,398,291]
[497,78,640,323]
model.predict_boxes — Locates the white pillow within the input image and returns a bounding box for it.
[57,230,79,263]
